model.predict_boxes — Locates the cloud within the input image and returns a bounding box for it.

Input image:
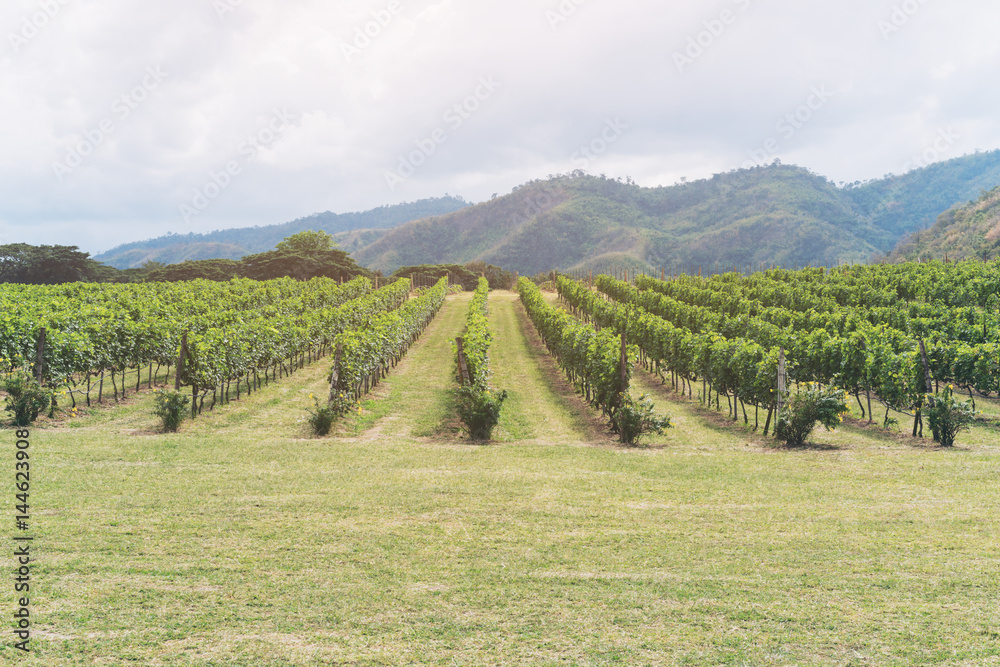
[2,0,1000,254]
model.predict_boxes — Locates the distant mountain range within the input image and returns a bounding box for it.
[95,150,1000,273]
[94,196,470,269]
[354,150,1000,275]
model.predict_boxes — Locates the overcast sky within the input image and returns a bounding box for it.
[3,0,1000,255]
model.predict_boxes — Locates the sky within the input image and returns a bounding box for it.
[3,0,1000,255]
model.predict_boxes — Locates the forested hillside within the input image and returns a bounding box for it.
[890,186,1000,262]
[355,152,1000,275]
[846,149,1000,248]
[91,151,1000,275]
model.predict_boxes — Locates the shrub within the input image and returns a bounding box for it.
[456,386,507,441]
[926,385,975,447]
[614,393,672,446]
[3,370,53,426]
[774,384,849,447]
[153,389,190,432]
[307,396,338,437]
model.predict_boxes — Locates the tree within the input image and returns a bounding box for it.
[0,243,109,284]
[145,259,242,282]
[241,232,369,282]
[275,230,336,253]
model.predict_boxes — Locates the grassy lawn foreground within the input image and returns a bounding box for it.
[5,292,1000,665]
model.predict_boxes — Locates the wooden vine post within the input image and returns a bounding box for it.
[918,340,933,394]
[918,339,933,439]
[328,343,343,403]
[34,327,47,384]
[860,338,873,424]
[776,347,787,416]
[455,338,471,387]
[175,332,188,391]
[619,329,628,396]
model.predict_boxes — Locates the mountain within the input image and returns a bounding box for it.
[94,196,470,269]
[889,186,1000,262]
[844,149,1000,250]
[353,152,1000,275]
[354,167,874,274]
[93,150,1000,275]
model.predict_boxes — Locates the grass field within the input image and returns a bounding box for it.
[5,292,1000,665]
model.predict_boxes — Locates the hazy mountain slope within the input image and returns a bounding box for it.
[95,196,470,269]
[355,167,884,275]
[845,149,1000,249]
[890,186,1000,262]
[352,181,574,272]
[354,153,1000,274]
[93,151,1000,274]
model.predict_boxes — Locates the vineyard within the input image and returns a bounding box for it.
[0,277,444,420]
[2,261,997,442]
[553,261,1000,442]
[6,262,1000,665]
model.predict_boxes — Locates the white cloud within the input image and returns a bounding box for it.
[2,0,1000,254]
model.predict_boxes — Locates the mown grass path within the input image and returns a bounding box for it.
[339,291,473,440]
[487,291,604,445]
[340,291,604,445]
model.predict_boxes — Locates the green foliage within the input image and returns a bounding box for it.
[615,393,672,446]
[0,276,377,409]
[329,279,449,414]
[455,386,508,441]
[276,230,337,253]
[240,241,371,282]
[891,186,1000,263]
[145,259,242,282]
[0,243,108,284]
[589,264,1000,429]
[153,389,190,432]
[464,261,518,290]
[519,278,632,422]
[774,385,850,447]
[3,370,53,426]
[926,386,976,447]
[454,278,507,439]
[848,149,1000,244]
[86,230,374,284]
[392,264,482,291]
[458,278,492,390]
[307,396,338,436]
